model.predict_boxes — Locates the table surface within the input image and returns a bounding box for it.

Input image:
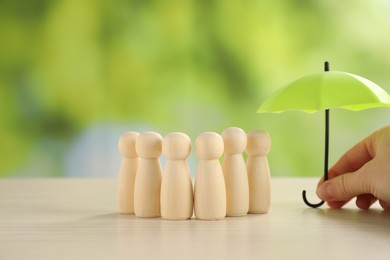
[1,178,390,260]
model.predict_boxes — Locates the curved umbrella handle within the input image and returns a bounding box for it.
[302,190,325,208]
[301,62,330,209]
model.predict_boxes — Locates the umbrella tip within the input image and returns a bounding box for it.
[324,61,330,72]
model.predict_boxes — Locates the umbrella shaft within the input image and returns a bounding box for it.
[324,109,329,181]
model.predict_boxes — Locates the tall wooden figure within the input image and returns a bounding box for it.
[134,131,163,218]
[117,131,139,214]
[246,130,271,214]
[194,132,226,220]
[222,127,249,216]
[161,132,194,220]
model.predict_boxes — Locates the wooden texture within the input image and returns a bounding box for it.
[1,178,390,260]
[117,131,139,214]
[221,127,249,217]
[161,132,194,220]
[134,131,163,218]
[194,132,226,220]
[246,130,271,214]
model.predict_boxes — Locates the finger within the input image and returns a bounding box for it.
[379,200,390,211]
[328,135,375,180]
[356,194,377,210]
[327,201,348,209]
[317,176,324,188]
[317,165,372,202]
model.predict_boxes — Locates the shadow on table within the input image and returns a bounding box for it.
[312,207,390,230]
[81,212,121,220]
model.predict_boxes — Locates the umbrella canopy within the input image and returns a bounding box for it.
[258,71,390,113]
[257,62,390,208]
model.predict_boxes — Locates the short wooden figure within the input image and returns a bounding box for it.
[246,130,271,214]
[194,132,226,220]
[117,131,139,214]
[221,127,249,216]
[134,131,163,218]
[161,132,194,220]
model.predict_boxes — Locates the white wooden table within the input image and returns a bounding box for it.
[1,178,390,260]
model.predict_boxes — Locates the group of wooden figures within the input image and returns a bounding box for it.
[117,127,271,220]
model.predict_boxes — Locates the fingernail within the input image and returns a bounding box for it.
[317,183,334,200]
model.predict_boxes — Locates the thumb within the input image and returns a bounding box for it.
[316,170,369,202]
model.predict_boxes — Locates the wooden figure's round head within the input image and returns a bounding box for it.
[163,132,191,160]
[246,130,271,156]
[118,131,139,158]
[221,127,247,154]
[136,131,163,159]
[195,132,224,160]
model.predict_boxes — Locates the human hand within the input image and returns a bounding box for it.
[316,125,390,210]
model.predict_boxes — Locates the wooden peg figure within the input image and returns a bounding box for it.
[222,127,249,217]
[117,131,139,214]
[134,131,163,218]
[161,132,194,220]
[246,130,271,214]
[194,132,226,220]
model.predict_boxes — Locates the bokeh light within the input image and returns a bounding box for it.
[1,0,390,177]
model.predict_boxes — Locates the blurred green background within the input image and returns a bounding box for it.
[1,0,390,178]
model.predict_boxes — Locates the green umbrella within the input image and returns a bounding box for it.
[258,62,390,208]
